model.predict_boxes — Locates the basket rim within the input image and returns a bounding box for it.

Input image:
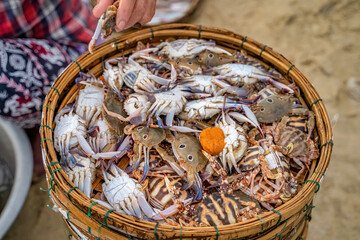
[41,23,333,239]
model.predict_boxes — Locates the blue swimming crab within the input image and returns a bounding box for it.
[125,124,208,201]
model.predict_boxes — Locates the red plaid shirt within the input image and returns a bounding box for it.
[0,0,97,44]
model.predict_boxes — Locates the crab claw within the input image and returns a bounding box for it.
[212,78,249,98]
[193,183,203,201]
[229,106,264,138]
[140,147,150,183]
[201,150,227,180]
[88,18,103,54]
[267,78,294,94]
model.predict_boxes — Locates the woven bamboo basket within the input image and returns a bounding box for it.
[41,24,333,240]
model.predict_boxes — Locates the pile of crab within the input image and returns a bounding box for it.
[54,38,319,227]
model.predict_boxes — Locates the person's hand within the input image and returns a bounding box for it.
[93,0,156,31]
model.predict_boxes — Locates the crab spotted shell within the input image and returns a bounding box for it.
[195,192,258,226]
[238,145,264,171]
[254,94,292,123]
[129,125,166,147]
[199,127,226,155]
[275,116,319,160]
[196,49,235,68]
[169,57,202,74]
[148,177,190,210]
[173,133,208,173]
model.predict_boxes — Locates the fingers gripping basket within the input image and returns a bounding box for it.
[41,24,333,240]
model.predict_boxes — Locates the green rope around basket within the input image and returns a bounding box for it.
[98,209,115,233]
[272,209,282,226]
[275,219,288,240]
[67,186,79,207]
[150,27,154,38]
[287,64,295,75]
[259,45,267,57]
[320,140,334,150]
[87,202,99,218]
[241,36,247,48]
[112,38,119,50]
[154,223,159,240]
[43,104,55,113]
[256,216,265,232]
[304,180,321,193]
[50,86,60,97]
[48,161,60,168]
[313,171,326,176]
[41,138,53,144]
[310,98,323,108]
[73,60,82,71]
[214,225,219,240]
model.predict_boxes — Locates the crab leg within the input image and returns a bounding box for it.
[140,147,150,183]
[229,111,264,137]
[129,48,159,61]
[193,173,203,201]
[103,102,144,123]
[83,173,92,197]
[88,18,103,54]
[246,74,294,94]
[155,146,186,177]
[128,143,143,172]
[138,195,156,218]
[152,198,193,220]
[212,78,249,97]
[170,64,177,83]
[152,75,173,85]
[266,78,294,94]
[77,135,95,156]
[165,107,176,126]
[96,199,117,211]
[228,145,241,173]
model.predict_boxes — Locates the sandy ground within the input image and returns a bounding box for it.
[4,0,360,239]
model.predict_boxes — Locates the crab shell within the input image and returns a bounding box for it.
[146,86,189,117]
[123,93,150,116]
[103,58,125,94]
[238,145,264,171]
[102,164,155,218]
[148,177,190,210]
[194,192,248,226]
[178,96,238,121]
[181,75,220,95]
[157,39,231,59]
[196,49,235,68]
[253,94,292,123]
[64,155,96,197]
[274,115,319,161]
[172,133,208,174]
[129,125,166,147]
[88,118,117,153]
[102,91,128,135]
[75,83,104,126]
[101,1,119,38]
[217,114,248,173]
[170,57,203,75]
[54,112,88,154]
